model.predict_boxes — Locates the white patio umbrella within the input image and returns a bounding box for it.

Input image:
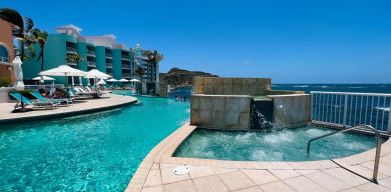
[129,78,140,82]
[106,78,118,82]
[12,56,24,90]
[97,79,106,85]
[118,78,129,82]
[85,69,111,87]
[85,69,111,79]
[39,65,86,76]
[39,65,86,88]
[32,76,55,84]
[32,76,55,81]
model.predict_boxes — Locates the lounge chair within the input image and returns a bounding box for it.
[29,90,73,106]
[9,92,58,110]
[68,88,94,100]
[74,87,100,98]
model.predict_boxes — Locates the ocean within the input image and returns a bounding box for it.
[168,84,391,98]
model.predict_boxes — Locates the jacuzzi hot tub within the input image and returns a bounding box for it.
[174,125,385,161]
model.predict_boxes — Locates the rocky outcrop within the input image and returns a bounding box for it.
[159,67,218,88]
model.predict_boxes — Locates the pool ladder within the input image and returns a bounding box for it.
[306,125,382,183]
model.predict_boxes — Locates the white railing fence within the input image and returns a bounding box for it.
[311,91,391,133]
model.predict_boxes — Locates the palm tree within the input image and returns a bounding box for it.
[134,66,145,82]
[65,52,84,66]
[29,28,48,71]
[143,50,164,65]
[143,50,163,81]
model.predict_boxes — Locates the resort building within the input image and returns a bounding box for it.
[0,18,15,85]
[132,44,159,94]
[22,24,159,93]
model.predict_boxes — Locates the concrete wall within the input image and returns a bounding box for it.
[190,94,252,130]
[268,94,311,128]
[0,87,14,103]
[193,77,271,96]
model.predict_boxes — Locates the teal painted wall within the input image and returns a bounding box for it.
[112,49,122,80]
[129,51,134,79]
[77,42,88,85]
[95,46,106,73]
[23,34,71,84]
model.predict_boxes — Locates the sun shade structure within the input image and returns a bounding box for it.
[97,79,106,85]
[106,78,118,82]
[85,69,111,79]
[129,78,140,82]
[39,65,86,77]
[12,56,24,90]
[39,65,86,89]
[32,76,55,81]
[118,79,129,82]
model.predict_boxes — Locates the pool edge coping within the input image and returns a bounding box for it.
[0,94,138,126]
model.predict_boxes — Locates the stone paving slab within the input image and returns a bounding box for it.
[127,123,391,192]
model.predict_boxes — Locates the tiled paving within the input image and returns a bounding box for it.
[126,124,391,192]
[0,93,137,124]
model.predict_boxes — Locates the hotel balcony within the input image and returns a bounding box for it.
[87,50,96,57]
[122,64,131,69]
[107,72,113,76]
[122,73,131,78]
[66,47,78,53]
[87,61,96,67]
[121,55,130,60]
[105,53,112,59]
[67,62,77,66]
[106,63,113,68]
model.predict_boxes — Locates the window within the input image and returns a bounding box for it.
[0,45,9,63]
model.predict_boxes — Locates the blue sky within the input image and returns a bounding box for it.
[2,0,390,83]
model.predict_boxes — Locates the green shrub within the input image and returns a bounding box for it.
[0,76,11,87]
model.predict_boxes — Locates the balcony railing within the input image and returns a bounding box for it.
[122,64,131,69]
[87,61,96,67]
[0,57,9,63]
[66,47,77,53]
[106,63,113,68]
[121,55,130,60]
[311,91,391,133]
[122,73,131,78]
[67,62,77,66]
[87,50,95,56]
[105,53,112,58]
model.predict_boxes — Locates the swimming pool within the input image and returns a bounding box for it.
[0,91,189,191]
[174,125,384,161]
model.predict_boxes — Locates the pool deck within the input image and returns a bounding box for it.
[0,93,137,125]
[126,123,391,192]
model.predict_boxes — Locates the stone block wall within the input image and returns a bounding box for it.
[193,77,271,96]
[158,81,168,97]
[190,94,252,130]
[268,94,311,128]
[0,87,14,103]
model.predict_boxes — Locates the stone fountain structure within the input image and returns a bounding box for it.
[190,77,311,130]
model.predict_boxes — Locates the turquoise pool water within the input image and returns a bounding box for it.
[174,125,382,161]
[0,91,189,191]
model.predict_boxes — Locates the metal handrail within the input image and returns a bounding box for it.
[306,125,382,182]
